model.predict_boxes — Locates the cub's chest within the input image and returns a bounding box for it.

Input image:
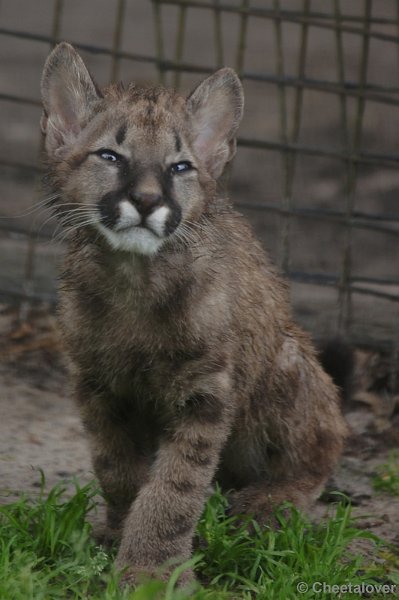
[75,313,198,400]
[62,260,217,396]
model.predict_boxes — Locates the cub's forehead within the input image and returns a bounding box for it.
[91,85,191,151]
[102,84,188,128]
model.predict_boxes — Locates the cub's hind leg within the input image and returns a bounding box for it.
[225,424,345,524]
[220,399,346,524]
[224,334,348,524]
[227,476,327,525]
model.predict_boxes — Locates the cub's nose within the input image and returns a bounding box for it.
[128,191,163,216]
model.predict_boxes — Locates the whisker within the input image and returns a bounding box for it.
[0,195,60,220]
[56,226,96,244]
[53,218,99,245]
[0,196,100,221]
[58,213,99,230]
[56,214,98,232]
[35,207,98,237]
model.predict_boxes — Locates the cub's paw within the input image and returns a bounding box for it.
[227,488,287,528]
[91,523,121,548]
[118,563,195,590]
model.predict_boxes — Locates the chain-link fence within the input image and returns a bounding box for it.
[1,0,398,378]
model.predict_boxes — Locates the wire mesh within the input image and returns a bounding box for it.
[0,0,398,369]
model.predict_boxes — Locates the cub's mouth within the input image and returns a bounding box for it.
[96,198,181,255]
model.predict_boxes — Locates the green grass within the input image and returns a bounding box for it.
[0,478,397,599]
[373,451,399,496]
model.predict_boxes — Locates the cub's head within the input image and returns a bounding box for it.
[41,43,243,255]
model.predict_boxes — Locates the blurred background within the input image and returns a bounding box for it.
[0,0,399,379]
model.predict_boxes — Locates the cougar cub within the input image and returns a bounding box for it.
[41,43,347,586]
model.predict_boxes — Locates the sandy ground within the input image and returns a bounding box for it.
[1,303,399,558]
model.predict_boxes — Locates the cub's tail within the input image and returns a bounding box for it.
[318,338,354,403]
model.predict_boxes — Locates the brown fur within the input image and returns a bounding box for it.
[41,43,348,586]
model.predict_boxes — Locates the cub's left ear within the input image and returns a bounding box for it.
[187,68,244,179]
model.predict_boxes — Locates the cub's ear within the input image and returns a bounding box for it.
[187,68,244,179]
[41,42,101,157]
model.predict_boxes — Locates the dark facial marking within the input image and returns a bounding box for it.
[98,190,124,228]
[174,130,182,153]
[98,155,182,236]
[164,203,182,236]
[115,123,127,145]
[98,159,144,229]
[159,168,182,236]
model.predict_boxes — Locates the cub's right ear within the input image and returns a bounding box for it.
[41,42,101,157]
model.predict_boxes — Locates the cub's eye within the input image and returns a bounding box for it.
[96,149,120,163]
[170,161,193,175]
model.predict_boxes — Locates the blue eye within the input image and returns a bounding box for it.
[170,161,193,175]
[97,149,120,163]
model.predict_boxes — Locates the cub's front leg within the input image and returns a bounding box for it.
[76,380,152,544]
[115,372,234,587]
